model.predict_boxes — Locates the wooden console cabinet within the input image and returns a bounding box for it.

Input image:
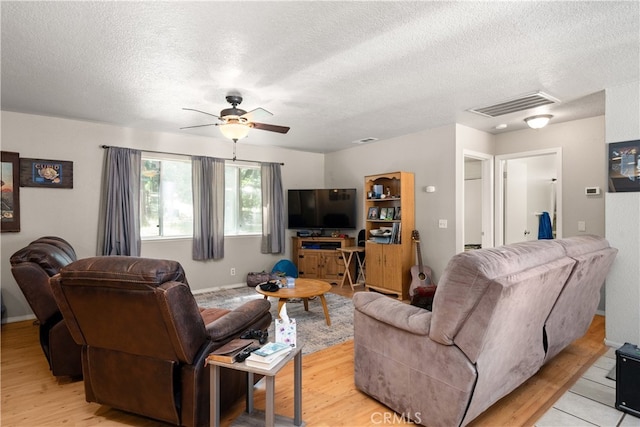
[364,171,415,300]
[291,236,355,285]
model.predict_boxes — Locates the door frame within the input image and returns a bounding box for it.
[495,147,563,246]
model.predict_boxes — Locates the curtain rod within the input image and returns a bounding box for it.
[99,145,284,166]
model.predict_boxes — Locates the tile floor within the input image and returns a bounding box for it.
[536,348,640,427]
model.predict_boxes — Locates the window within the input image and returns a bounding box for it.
[140,155,261,239]
[225,164,262,235]
[141,156,193,238]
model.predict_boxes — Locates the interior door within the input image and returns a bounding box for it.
[504,159,531,243]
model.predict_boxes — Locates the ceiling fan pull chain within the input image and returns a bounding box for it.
[232,139,238,161]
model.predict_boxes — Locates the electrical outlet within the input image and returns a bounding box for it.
[230,268,236,276]
[578,221,586,232]
[438,219,447,229]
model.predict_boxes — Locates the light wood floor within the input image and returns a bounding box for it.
[1,286,606,426]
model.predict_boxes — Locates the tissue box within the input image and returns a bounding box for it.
[275,317,297,348]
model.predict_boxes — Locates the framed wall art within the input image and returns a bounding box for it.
[1,151,21,232]
[20,158,74,188]
[608,140,640,192]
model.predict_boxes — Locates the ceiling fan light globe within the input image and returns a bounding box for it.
[524,114,553,129]
[219,122,250,140]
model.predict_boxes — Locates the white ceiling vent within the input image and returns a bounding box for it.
[468,92,560,118]
[352,137,378,144]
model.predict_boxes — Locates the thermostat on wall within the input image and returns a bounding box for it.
[585,186,601,196]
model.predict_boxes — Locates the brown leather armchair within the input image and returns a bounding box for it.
[50,256,272,427]
[10,236,83,377]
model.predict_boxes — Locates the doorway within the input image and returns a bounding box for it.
[462,150,494,251]
[496,148,562,245]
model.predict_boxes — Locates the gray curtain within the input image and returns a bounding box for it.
[261,162,285,254]
[97,147,141,256]
[192,156,225,260]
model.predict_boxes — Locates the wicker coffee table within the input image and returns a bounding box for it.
[256,278,332,326]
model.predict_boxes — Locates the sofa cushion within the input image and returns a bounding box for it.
[556,234,613,257]
[430,239,566,346]
[58,256,188,290]
[10,242,76,277]
[544,235,618,362]
[354,292,432,336]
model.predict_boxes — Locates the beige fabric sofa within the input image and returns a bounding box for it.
[353,235,617,427]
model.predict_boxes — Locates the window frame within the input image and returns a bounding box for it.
[224,162,263,237]
[140,154,263,241]
[140,153,194,240]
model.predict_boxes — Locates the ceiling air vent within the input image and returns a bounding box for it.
[468,92,560,118]
[352,137,378,144]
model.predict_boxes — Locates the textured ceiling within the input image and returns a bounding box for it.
[1,1,638,153]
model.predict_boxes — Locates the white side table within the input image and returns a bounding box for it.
[209,344,304,427]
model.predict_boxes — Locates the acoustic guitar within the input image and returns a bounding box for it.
[409,230,436,310]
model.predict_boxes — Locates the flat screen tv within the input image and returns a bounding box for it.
[287,188,357,230]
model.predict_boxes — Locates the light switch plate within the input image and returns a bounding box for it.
[438,219,447,229]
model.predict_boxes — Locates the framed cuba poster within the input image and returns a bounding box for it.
[608,140,640,192]
[1,151,21,232]
[20,157,74,189]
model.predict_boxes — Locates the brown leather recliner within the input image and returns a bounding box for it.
[10,236,83,377]
[50,256,272,427]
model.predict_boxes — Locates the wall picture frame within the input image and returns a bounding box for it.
[20,158,74,188]
[608,140,640,192]
[1,151,21,232]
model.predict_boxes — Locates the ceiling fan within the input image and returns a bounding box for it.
[181,95,290,142]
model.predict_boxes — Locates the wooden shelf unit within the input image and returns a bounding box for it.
[291,236,355,285]
[364,171,415,300]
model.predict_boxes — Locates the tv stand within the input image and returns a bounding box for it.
[291,236,355,285]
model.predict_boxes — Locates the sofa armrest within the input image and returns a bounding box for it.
[353,292,432,336]
[205,299,271,342]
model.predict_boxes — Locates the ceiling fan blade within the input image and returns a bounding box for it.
[242,107,273,122]
[251,122,290,134]
[182,108,220,119]
[180,123,217,129]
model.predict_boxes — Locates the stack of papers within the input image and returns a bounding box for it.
[245,342,292,369]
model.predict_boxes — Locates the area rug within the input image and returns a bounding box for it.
[195,286,354,355]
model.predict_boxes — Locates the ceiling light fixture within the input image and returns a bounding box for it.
[524,114,553,129]
[218,118,250,141]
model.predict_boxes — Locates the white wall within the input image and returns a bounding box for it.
[494,116,607,238]
[605,81,640,347]
[1,111,325,322]
[324,125,458,282]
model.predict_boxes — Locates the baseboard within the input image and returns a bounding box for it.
[605,338,625,349]
[2,313,36,325]
[191,282,246,295]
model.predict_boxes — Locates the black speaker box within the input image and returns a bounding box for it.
[615,342,640,417]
